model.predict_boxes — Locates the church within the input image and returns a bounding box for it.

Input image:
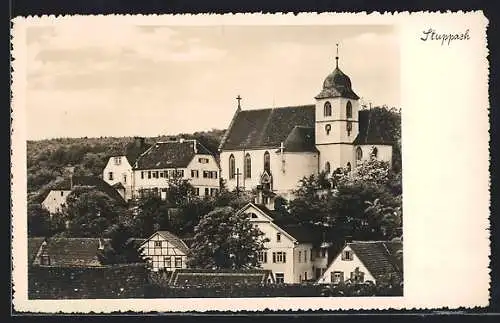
[218,51,394,200]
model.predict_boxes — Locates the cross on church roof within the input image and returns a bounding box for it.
[335,43,339,68]
[236,95,242,108]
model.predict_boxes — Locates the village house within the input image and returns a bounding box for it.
[236,197,336,284]
[30,237,110,267]
[317,240,403,285]
[40,176,127,216]
[102,137,151,201]
[132,138,220,199]
[140,231,190,272]
[218,52,393,200]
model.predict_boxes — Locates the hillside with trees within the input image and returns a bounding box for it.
[26,129,226,198]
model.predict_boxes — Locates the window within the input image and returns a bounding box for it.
[174,257,182,268]
[213,171,218,179]
[332,271,344,284]
[321,248,327,258]
[60,191,64,197]
[108,172,113,180]
[346,162,352,172]
[40,255,50,266]
[304,272,308,281]
[198,158,209,164]
[258,251,267,263]
[325,124,331,135]
[356,147,363,161]
[341,250,353,261]
[164,257,172,268]
[275,273,285,284]
[191,170,199,178]
[114,157,122,165]
[205,188,209,196]
[346,101,353,118]
[203,171,216,178]
[304,250,308,263]
[147,171,152,179]
[244,153,252,178]
[325,162,331,174]
[229,154,235,179]
[210,188,216,196]
[372,147,378,158]
[351,269,365,283]
[195,187,200,196]
[324,101,332,116]
[298,251,302,263]
[177,170,184,178]
[250,213,258,219]
[310,249,314,261]
[160,171,164,178]
[346,121,353,136]
[264,151,270,173]
[123,174,127,183]
[153,171,159,178]
[272,252,286,263]
[276,232,281,242]
[154,241,162,248]
[141,171,145,179]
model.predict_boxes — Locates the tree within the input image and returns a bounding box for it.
[131,195,171,237]
[28,203,51,237]
[59,187,127,237]
[164,173,196,206]
[97,222,146,265]
[187,206,269,270]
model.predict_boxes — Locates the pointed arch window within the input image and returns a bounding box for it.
[356,147,363,161]
[229,154,235,179]
[346,101,353,118]
[263,151,270,173]
[244,153,252,178]
[347,162,352,172]
[371,147,378,159]
[324,101,332,117]
[325,161,331,174]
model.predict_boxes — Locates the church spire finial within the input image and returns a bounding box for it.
[236,95,242,109]
[335,43,339,68]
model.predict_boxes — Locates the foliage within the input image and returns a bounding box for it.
[98,223,147,265]
[187,207,269,270]
[58,187,128,237]
[28,203,51,237]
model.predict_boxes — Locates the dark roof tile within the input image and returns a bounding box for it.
[221,105,315,150]
[169,269,274,286]
[353,110,394,145]
[348,241,403,280]
[28,237,45,266]
[135,140,214,170]
[39,238,109,267]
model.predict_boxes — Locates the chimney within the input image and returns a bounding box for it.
[179,138,185,143]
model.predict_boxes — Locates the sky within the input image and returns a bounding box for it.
[25,22,399,140]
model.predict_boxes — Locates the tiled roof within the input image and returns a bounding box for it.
[112,182,125,190]
[28,237,45,266]
[125,138,151,166]
[40,176,126,206]
[169,269,274,286]
[38,238,110,267]
[348,241,403,280]
[134,140,214,170]
[280,126,318,153]
[316,67,360,100]
[353,110,394,145]
[155,231,190,254]
[220,105,315,150]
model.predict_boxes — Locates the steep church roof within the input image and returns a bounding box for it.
[134,139,214,170]
[280,126,318,153]
[219,105,315,150]
[353,110,394,145]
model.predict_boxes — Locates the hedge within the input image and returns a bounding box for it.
[28,264,149,299]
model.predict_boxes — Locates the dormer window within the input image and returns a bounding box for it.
[198,157,209,164]
[341,250,353,261]
[324,101,332,117]
[346,101,353,118]
[250,213,258,219]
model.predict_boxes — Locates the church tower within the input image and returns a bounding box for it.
[315,44,360,174]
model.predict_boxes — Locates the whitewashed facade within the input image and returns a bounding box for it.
[102,156,134,200]
[41,190,71,215]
